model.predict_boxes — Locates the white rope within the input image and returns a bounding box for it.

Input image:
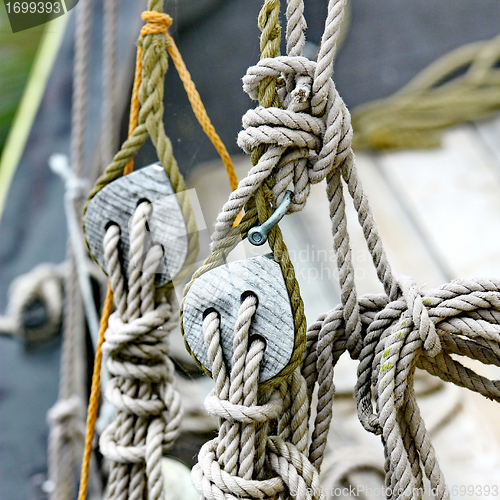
[0,263,65,342]
[99,201,182,500]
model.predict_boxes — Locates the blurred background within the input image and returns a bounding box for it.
[2,1,500,499]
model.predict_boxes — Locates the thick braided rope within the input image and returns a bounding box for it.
[99,202,182,500]
[227,0,398,433]
[303,276,500,500]
[229,0,392,481]
[184,4,351,495]
[351,34,500,150]
[192,298,325,500]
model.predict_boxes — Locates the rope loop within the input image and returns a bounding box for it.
[0,263,65,343]
[48,395,86,429]
[204,389,283,423]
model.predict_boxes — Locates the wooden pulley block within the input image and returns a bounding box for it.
[182,254,295,382]
[84,163,188,286]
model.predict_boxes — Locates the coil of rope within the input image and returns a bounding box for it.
[351,33,500,150]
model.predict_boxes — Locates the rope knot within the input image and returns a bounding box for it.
[398,276,441,358]
[192,440,286,499]
[376,277,442,412]
[204,389,283,423]
[100,306,182,464]
[237,55,353,213]
[47,395,85,426]
[102,305,174,385]
[140,11,172,37]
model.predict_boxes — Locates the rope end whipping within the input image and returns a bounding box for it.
[140,11,172,36]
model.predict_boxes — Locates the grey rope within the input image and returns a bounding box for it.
[46,0,103,498]
[99,0,119,179]
[99,202,182,500]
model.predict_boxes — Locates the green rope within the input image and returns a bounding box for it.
[256,0,282,109]
[253,0,306,388]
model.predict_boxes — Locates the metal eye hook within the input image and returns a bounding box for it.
[248,191,293,246]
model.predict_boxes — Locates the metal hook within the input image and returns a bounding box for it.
[248,191,293,246]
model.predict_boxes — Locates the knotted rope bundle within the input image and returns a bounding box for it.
[304,275,500,500]
[99,202,182,500]
[191,296,326,500]
[213,3,351,231]
[188,0,500,499]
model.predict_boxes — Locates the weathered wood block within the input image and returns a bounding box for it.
[84,163,188,286]
[183,254,294,382]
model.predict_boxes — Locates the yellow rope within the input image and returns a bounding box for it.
[77,283,113,500]
[165,28,239,191]
[78,10,239,499]
[127,11,239,189]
